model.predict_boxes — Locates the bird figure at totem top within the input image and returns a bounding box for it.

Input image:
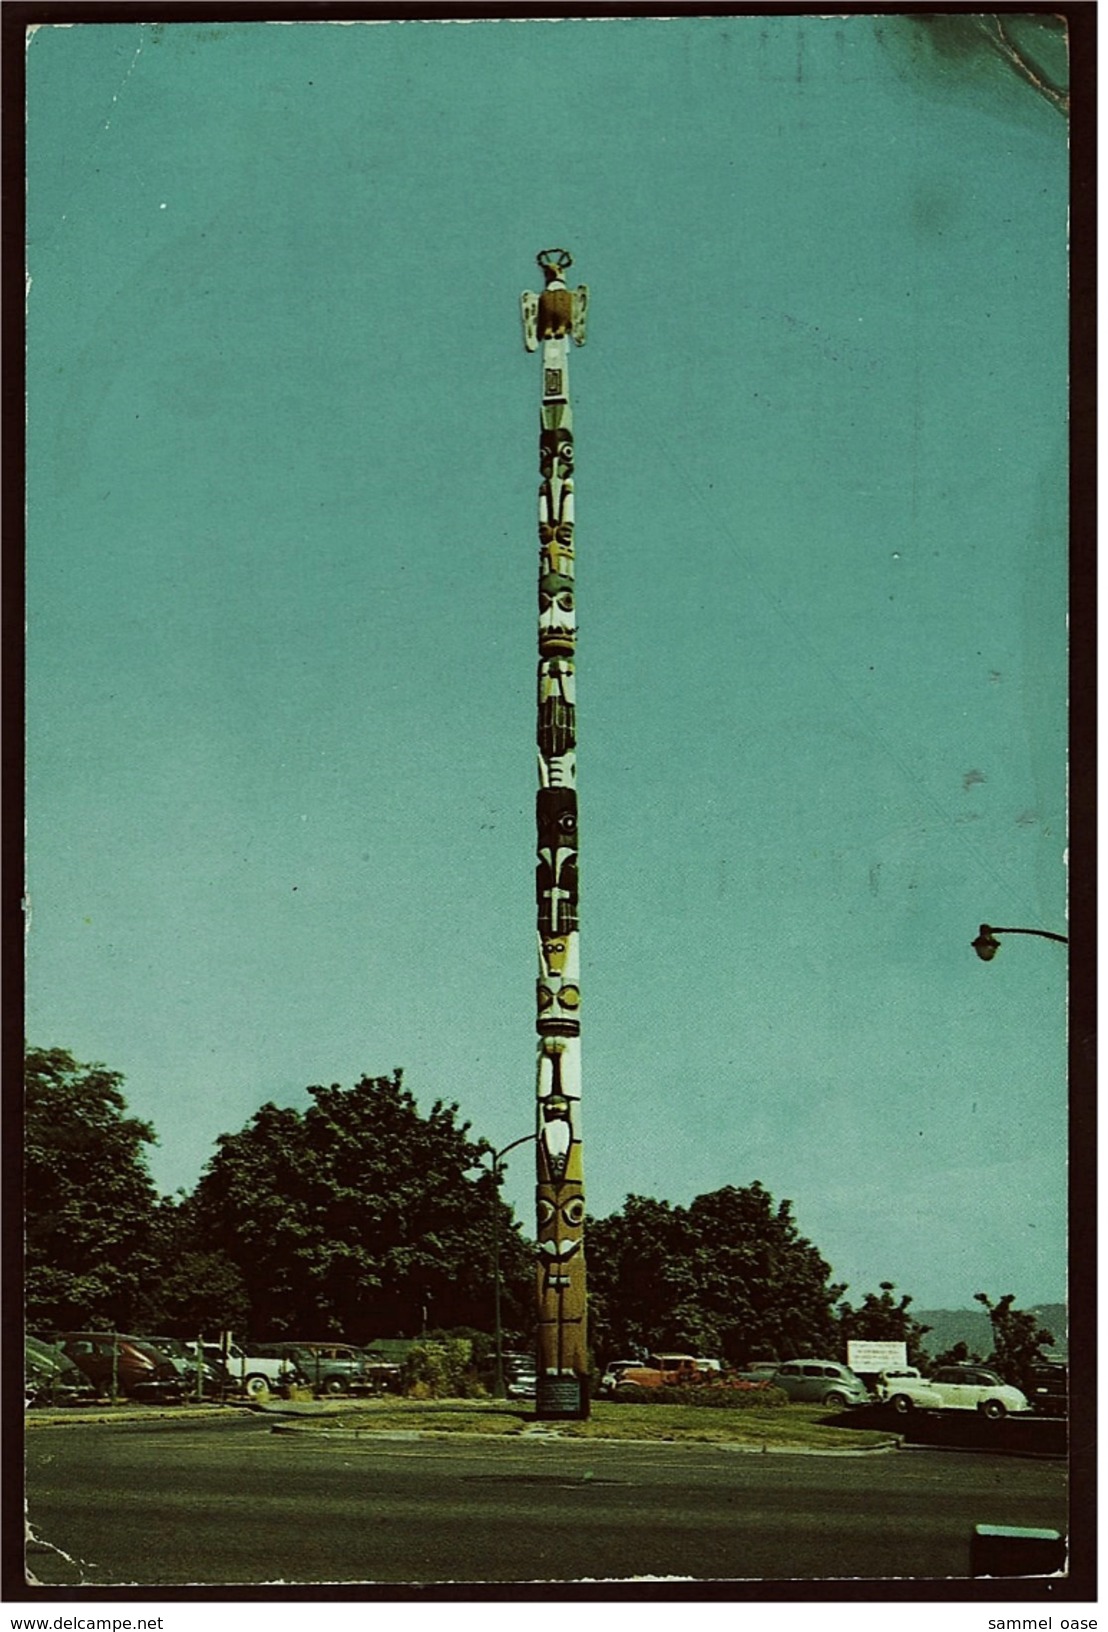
[521,248,588,352]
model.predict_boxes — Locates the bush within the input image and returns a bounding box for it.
[401,1337,487,1399]
[615,1384,789,1409]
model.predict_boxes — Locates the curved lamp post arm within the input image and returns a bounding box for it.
[480,1133,537,1400]
[492,1132,539,1173]
[972,923,1069,961]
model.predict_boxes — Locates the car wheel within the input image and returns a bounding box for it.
[244,1373,270,1400]
[321,1377,346,1396]
[823,1391,849,1409]
[980,1398,1007,1419]
[890,1394,914,1414]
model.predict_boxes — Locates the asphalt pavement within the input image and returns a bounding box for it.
[22,1412,1069,1591]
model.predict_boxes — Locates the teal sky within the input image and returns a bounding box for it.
[26,16,1069,1313]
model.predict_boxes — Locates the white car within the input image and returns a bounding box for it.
[597,1359,643,1397]
[877,1365,1029,1419]
[201,1341,303,1399]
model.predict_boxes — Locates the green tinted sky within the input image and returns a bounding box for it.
[26,15,1069,1311]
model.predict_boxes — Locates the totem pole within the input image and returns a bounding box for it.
[521,249,590,1419]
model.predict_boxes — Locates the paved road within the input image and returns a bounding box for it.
[23,1415,1067,1589]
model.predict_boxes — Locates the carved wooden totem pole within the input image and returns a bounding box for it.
[521,249,590,1419]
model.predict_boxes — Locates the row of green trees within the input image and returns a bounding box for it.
[24,1046,1055,1391]
[25,1047,532,1342]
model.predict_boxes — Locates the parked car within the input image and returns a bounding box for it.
[596,1359,643,1397]
[146,1337,228,1398]
[769,1360,871,1409]
[613,1354,772,1399]
[502,1352,535,1377]
[25,1335,96,1407]
[200,1340,305,1399]
[613,1353,702,1393]
[254,1342,375,1396]
[54,1333,183,1402]
[359,1347,404,1394]
[1026,1361,1068,1417]
[506,1368,538,1401]
[876,1365,1029,1418]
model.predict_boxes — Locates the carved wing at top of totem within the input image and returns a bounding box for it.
[521,291,540,352]
[571,286,588,347]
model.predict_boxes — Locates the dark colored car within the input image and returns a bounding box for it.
[360,1348,404,1394]
[1027,1361,1068,1416]
[146,1337,229,1398]
[25,1335,96,1407]
[254,1341,376,1396]
[54,1332,183,1402]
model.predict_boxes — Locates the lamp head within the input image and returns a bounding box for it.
[972,924,1001,961]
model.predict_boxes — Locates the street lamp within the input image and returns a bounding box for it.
[971,923,1069,961]
[475,1134,536,1399]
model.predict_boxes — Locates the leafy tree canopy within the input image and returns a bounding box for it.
[837,1282,931,1368]
[587,1183,845,1365]
[974,1291,1056,1394]
[187,1071,532,1341]
[25,1045,162,1332]
[930,1339,985,1370]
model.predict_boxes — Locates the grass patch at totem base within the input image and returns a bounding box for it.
[308,1398,894,1451]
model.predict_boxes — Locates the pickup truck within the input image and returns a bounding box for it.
[201,1341,305,1399]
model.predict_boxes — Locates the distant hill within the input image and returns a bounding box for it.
[915,1304,1067,1360]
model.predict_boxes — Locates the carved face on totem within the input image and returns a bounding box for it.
[539,572,575,658]
[541,522,577,587]
[537,786,577,847]
[536,1182,586,1292]
[540,931,572,975]
[539,426,574,482]
[537,929,581,1035]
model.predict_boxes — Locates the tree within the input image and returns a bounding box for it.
[930,1339,985,1370]
[837,1282,931,1368]
[587,1183,845,1365]
[974,1291,1056,1394]
[25,1046,162,1332]
[188,1071,532,1340]
[132,1195,252,1336]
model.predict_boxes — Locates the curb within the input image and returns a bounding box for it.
[25,1404,902,1455]
[25,1403,252,1427]
[266,1421,903,1454]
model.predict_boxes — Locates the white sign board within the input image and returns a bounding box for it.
[847,1341,907,1373]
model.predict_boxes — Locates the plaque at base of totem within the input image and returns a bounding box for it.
[536,1374,590,1420]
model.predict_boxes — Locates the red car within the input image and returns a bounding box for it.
[54,1333,183,1402]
